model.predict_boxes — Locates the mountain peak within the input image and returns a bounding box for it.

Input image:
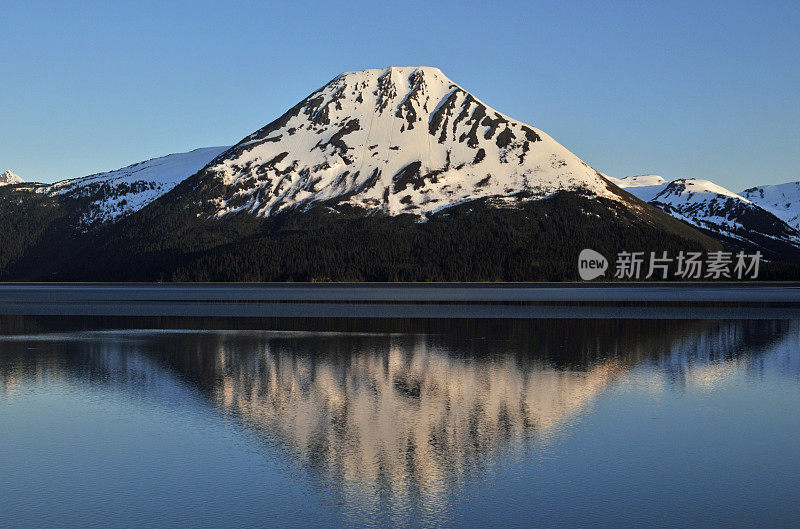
[197,66,619,218]
[0,170,22,186]
[658,178,750,203]
[337,66,448,81]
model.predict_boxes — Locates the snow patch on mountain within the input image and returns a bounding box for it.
[606,174,665,188]
[0,170,22,186]
[607,174,668,202]
[200,66,620,218]
[740,181,800,231]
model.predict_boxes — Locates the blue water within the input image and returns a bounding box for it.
[1,318,798,528]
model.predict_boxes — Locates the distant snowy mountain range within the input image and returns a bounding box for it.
[607,175,800,253]
[1,66,798,280]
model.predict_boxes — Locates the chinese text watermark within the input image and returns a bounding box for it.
[579,250,761,280]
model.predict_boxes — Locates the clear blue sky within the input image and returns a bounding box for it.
[2,0,798,190]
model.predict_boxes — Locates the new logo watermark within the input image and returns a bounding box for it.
[578,249,609,280]
[578,250,761,280]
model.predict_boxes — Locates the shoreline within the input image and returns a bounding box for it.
[1,284,799,319]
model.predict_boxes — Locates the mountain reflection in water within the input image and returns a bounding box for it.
[1,317,798,527]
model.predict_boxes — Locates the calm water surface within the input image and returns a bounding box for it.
[1,317,799,528]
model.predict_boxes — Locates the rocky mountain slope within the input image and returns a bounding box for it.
[740,182,800,231]
[611,176,800,259]
[7,147,227,227]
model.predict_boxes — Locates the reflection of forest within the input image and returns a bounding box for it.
[0,318,796,510]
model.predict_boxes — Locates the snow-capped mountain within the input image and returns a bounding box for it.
[12,147,227,225]
[194,66,622,218]
[613,176,800,253]
[651,179,764,233]
[0,170,22,186]
[740,182,800,231]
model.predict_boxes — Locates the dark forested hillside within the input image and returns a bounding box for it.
[163,193,722,282]
[1,189,732,282]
